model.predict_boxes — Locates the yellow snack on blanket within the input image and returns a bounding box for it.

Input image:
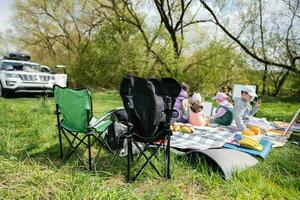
[250,126,261,135]
[242,129,255,136]
[180,125,194,133]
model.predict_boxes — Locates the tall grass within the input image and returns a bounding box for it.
[0,93,299,199]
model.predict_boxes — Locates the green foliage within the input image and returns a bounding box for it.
[0,93,299,199]
[69,20,182,88]
[284,74,300,96]
[183,40,250,95]
[69,22,140,88]
[10,0,300,96]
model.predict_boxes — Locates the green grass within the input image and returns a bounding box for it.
[0,92,299,199]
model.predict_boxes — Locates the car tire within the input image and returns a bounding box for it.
[0,82,10,98]
[0,82,6,98]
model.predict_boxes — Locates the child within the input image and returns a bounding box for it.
[172,83,189,123]
[212,92,233,126]
[233,86,262,130]
[189,92,207,126]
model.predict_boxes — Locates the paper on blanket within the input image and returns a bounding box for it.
[202,102,213,117]
[246,117,276,130]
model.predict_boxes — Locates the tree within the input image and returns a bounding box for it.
[258,0,268,95]
[153,0,192,57]
[184,40,249,95]
[96,0,174,73]
[13,0,105,65]
[198,0,300,75]
[0,33,7,55]
[71,21,140,88]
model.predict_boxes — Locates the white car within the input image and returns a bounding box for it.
[0,59,56,97]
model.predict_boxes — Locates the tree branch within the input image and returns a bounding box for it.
[199,0,300,74]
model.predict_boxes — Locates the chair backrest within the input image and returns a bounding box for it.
[54,85,93,132]
[119,75,181,137]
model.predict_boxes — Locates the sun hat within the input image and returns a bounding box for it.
[212,92,228,101]
[241,86,257,97]
[191,92,202,103]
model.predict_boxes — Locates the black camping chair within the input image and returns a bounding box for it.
[119,75,181,182]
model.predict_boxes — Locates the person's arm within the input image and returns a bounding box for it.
[213,107,227,119]
[249,107,259,116]
[198,112,207,126]
[182,99,189,117]
[249,100,261,116]
[234,102,247,130]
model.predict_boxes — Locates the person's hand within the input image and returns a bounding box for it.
[255,100,262,108]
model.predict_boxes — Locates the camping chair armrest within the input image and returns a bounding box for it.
[89,111,114,128]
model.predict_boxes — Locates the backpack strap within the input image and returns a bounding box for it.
[218,105,233,112]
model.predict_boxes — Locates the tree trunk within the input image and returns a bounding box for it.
[171,32,180,58]
[259,0,268,96]
[272,71,290,96]
[262,63,268,95]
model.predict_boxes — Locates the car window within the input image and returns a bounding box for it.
[24,63,43,72]
[41,67,52,73]
[3,62,24,71]
[2,62,44,72]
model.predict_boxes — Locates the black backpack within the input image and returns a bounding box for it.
[104,108,128,152]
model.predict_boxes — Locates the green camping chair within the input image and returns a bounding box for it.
[54,85,112,169]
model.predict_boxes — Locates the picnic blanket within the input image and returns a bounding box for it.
[170,126,236,150]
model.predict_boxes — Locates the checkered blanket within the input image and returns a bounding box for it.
[170,126,236,150]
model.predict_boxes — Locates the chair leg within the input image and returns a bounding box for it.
[166,135,171,179]
[127,137,133,182]
[63,132,81,161]
[134,143,161,179]
[58,128,63,159]
[163,140,167,178]
[88,134,92,170]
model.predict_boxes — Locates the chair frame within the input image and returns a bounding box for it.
[124,96,173,182]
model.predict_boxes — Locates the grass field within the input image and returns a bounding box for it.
[0,92,299,199]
